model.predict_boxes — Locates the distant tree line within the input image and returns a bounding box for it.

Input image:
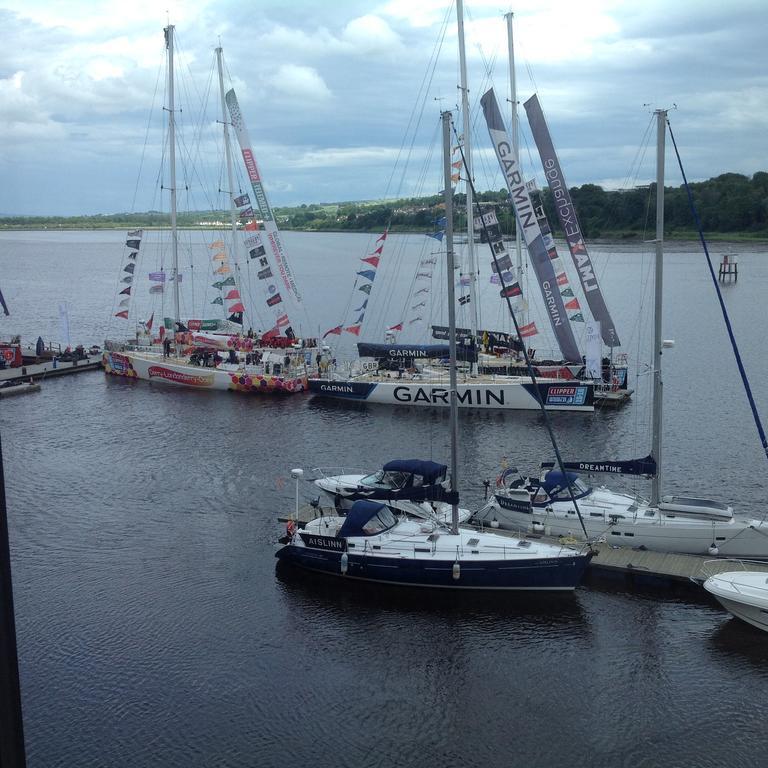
[2,172,766,238]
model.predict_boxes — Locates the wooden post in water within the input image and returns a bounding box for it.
[718,253,738,282]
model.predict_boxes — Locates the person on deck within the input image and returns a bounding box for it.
[163,337,171,358]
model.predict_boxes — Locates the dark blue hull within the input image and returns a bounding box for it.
[275,546,592,591]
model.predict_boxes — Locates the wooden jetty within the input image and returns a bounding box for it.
[277,503,768,588]
[0,355,102,384]
[718,253,738,282]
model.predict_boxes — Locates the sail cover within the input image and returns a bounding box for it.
[357,342,478,363]
[524,94,620,347]
[540,455,657,477]
[480,88,581,363]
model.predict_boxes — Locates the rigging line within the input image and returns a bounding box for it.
[451,120,591,542]
[667,118,768,472]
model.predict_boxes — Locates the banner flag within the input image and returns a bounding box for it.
[276,315,290,328]
[149,285,164,295]
[267,293,282,307]
[239,206,254,218]
[257,267,273,280]
[525,93,620,346]
[585,321,602,379]
[519,322,538,338]
[149,272,166,282]
[249,246,266,259]
[481,87,581,362]
[234,194,250,207]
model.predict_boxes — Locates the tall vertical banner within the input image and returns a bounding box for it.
[225,89,300,334]
[524,94,620,347]
[585,321,602,380]
[58,302,71,347]
[480,87,582,363]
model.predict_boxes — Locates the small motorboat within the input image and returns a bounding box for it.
[703,561,768,632]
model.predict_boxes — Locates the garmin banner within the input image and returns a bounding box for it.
[524,94,620,347]
[480,87,581,363]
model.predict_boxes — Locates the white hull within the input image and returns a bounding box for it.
[704,570,768,631]
[103,350,308,394]
[309,375,593,412]
[482,487,768,558]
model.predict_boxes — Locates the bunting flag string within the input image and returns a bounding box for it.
[344,325,361,336]
[114,228,144,322]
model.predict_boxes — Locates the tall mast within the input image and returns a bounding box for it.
[442,111,460,536]
[651,109,666,506]
[216,46,247,330]
[165,25,181,350]
[456,0,479,356]
[506,11,524,325]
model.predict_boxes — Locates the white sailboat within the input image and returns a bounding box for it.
[103,29,316,394]
[276,111,593,590]
[478,108,768,559]
[308,3,595,413]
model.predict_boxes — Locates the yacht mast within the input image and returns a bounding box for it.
[216,46,247,330]
[442,111,460,536]
[456,0,479,358]
[165,25,181,352]
[651,109,666,506]
[505,12,524,325]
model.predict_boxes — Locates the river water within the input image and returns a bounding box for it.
[1,230,767,767]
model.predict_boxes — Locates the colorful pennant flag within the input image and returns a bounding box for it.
[209,240,225,249]
[123,263,135,274]
[357,270,376,281]
[214,264,231,275]
[224,290,241,300]
[519,322,538,338]
[323,326,342,338]
[212,251,227,262]
[565,298,581,311]
[344,325,361,336]
[120,286,131,296]
[115,310,129,319]
[229,302,245,313]
[361,255,380,268]
[359,284,372,295]
[387,323,403,331]
[211,296,224,305]
[556,272,568,286]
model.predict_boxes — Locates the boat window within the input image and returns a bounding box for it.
[361,507,397,535]
[551,478,590,500]
[359,470,408,489]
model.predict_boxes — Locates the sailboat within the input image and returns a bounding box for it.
[275,111,593,590]
[102,28,317,394]
[308,3,595,413]
[477,107,768,559]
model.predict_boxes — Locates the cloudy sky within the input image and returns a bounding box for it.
[1,0,766,216]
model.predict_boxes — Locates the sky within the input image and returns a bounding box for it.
[1,0,766,216]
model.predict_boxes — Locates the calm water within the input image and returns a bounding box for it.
[1,230,768,767]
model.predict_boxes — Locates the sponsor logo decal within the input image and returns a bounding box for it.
[147,366,214,387]
[545,385,588,405]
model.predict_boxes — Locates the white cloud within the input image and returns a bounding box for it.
[271,65,332,103]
